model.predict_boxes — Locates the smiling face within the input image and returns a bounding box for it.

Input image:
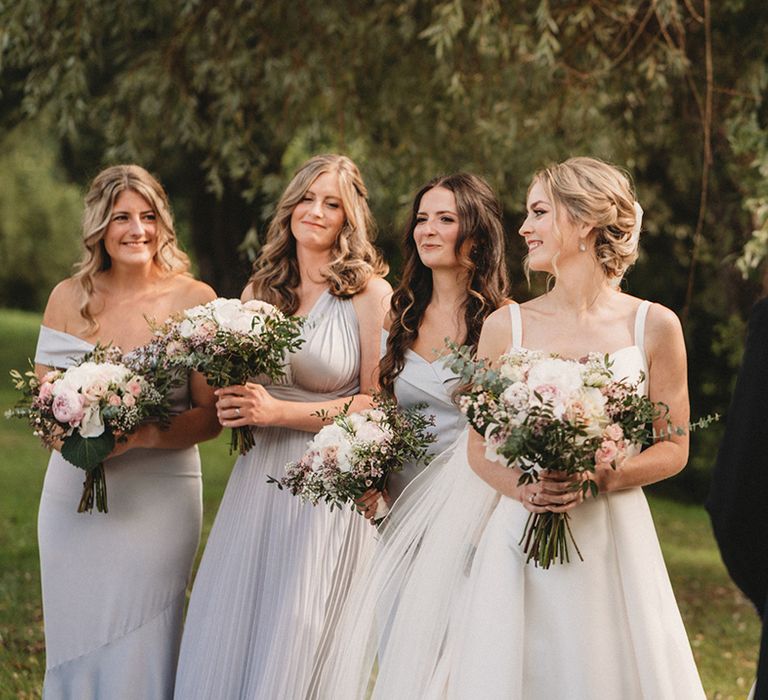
[412,186,463,271]
[519,179,589,274]
[102,189,159,268]
[289,171,346,253]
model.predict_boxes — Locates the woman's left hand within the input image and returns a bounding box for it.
[521,471,585,513]
[215,383,284,428]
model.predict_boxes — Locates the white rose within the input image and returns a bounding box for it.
[526,358,583,398]
[501,381,530,411]
[178,318,197,339]
[355,420,390,444]
[79,403,105,438]
[578,387,609,437]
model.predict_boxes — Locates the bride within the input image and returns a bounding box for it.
[315,156,705,699]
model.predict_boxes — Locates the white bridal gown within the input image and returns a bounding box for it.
[317,300,706,699]
[36,326,203,700]
[174,289,375,700]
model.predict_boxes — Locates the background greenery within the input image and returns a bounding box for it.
[0,0,766,696]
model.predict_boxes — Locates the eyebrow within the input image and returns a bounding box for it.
[529,200,549,208]
[417,209,458,216]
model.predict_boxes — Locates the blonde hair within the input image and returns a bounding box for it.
[531,156,639,280]
[247,154,388,313]
[73,164,190,331]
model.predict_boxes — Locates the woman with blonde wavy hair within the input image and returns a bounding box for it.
[35,164,221,699]
[175,154,392,699]
[316,157,705,699]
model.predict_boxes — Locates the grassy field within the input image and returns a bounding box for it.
[0,308,759,699]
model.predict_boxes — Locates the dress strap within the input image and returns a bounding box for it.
[633,300,652,355]
[508,303,523,348]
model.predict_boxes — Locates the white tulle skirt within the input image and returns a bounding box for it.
[315,429,705,700]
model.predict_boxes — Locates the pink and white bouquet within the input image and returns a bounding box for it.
[153,298,305,454]
[271,394,434,519]
[448,345,666,568]
[7,345,169,513]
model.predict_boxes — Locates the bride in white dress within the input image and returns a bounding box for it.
[317,156,705,699]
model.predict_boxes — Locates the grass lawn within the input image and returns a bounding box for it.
[0,308,759,699]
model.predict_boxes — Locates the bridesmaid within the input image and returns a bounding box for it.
[35,165,220,699]
[357,172,509,518]
[174,154,391,699]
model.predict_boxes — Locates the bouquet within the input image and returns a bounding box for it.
[7,345,170,513]
[153,298,305,454]
[449,345,682,568]
[270,394,435,520]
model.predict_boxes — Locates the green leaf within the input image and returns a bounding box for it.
[61,432,115,471]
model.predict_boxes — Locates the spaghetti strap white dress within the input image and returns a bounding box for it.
[174,290,376,700]
[446,300,706,699]
[36,326,203,700]
[315,300,705,699]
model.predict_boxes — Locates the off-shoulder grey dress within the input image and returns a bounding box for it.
[382,329,466,502]
[35,326,203,700]
[174,290,375,699]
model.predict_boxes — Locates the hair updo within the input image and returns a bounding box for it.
[533,156,639,280]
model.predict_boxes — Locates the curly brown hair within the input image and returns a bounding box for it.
[247,154,388,313]
[379,173,509,398]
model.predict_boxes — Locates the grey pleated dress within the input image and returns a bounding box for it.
[35,326,203,700]
[174,290,376,699]
[382,329,467,502]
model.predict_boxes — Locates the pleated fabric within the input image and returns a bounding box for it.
[174,290,376,700]
[36,327,202,700]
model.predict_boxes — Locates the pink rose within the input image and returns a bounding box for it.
[107,393,122,407]
[125,378,143,396]
[603,423,624,442]
[122,393,137,408]
[52,388,85,425]
[83,380,108,402]
[38,382,54,403]
[595,439,619,465]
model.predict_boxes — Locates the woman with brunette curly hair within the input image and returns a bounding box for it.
[356,172,509,516]
[35,164,220,699]
[175,154,391,699]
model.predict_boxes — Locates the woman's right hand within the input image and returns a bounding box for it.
[518,471,585,514]
[215,383,285,428]
[356,488,390,522]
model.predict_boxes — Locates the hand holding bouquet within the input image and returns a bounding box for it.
[271,394,435,520]
[7,345,170,513]
[153,298,305,454]
[449,345,670,568]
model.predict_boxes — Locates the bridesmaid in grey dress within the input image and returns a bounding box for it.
[174,155,391,699]
[361,172,509,515]
[35,165,221,699]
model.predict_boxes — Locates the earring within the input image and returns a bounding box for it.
[578,241,587,252]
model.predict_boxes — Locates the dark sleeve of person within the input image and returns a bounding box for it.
[706,297,768,618]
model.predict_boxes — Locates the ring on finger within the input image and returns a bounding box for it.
[529,493,536,505]
[235,407,241,417]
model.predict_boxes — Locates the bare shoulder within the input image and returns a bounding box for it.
[645,302,683,342]
[42,278,81,330]
[352,276,393,315]
[170,275,217,309]
[477,304,514,360]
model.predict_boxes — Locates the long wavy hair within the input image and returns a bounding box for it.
[529,156,639,281]
[247,154,388,313]
[72,164,190,332]
[379,173,509,398]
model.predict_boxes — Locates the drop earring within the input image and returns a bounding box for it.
[578,241,587,252]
